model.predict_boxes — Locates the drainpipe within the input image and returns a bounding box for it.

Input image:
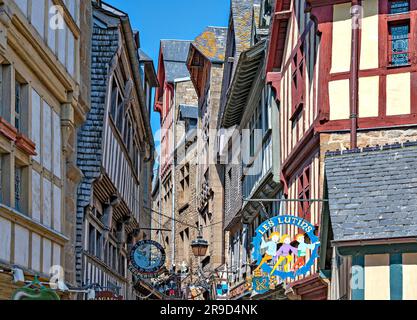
[350,1,360,149]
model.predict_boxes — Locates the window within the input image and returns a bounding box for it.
[389,23,410,66]
[116,100,125,133]
[389,0,409,14]
[297,167,311,221]
[15,81,21,130]
[96,230,102,259]
[14,79,28,134]
[88,224,95,255]
[14,166,22,212]
[179,164,190,205]
[291,44,305,118]
[110,79,118,119]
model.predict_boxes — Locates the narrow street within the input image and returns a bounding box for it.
[0,0,416,304]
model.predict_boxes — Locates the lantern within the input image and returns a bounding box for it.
[191,235,209,257]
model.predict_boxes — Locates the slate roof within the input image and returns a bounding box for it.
[231,0,260,53]
[179,104,198,120]
[325,142,417,243]
[139,48,153,62]
[161,40,192,82]
[193,26,227,63]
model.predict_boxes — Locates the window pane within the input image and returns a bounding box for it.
[390,24,409,66]
[15,166,22,212]
[15,82,21,130]
[390,0,409,14]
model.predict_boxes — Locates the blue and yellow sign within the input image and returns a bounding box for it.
[252,215,320,280]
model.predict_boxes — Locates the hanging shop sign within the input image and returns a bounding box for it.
[94,291,123,300]
[252,215,320,283]
[228,281,251,300]
[247,270,281,296]
[129,240,166,279]
[215,281,229,299]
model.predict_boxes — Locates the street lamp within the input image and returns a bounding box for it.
[191,227,208,257]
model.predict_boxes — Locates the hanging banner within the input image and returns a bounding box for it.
[251,215,320,286]
[129,240,166,279]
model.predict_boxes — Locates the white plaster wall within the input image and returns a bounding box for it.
[31,0,45,38]
[53,243,61,267]
[31,233,41,272]
[331,3,352,73]
[386,72,411,115]
[42,102,52,171]
[53,184,61,232]
[0,217,11,262]
[67,32,75,76]
[31,89,41,164]
[402,253,417,300]
[42,238,52,274]
[329,79,350,120]
[57,26,67,67]
[359,76,379,118]
[364,254,390,300]
[47,0,56,54]
[43,178,52,228]
[52,111,61,178]
[31,169,41,222]
[14,225,29,268]
[360,0,379,70]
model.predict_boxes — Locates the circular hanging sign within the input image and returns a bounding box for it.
[129,240,166,278]
[251,215,320,281]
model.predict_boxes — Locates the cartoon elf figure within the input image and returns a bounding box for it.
[292,234,319,272]
[254,232,280,272]
[270,235,298,275]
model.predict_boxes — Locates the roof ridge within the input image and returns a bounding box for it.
[325,140,417,158]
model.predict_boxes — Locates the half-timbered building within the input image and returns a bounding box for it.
[265,0,417,299]
[0,0,91,299]
[76,1,155,300]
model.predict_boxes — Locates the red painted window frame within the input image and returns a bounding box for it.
[387,20,411,66]
[290,43,305,121]
[297,166,311,221]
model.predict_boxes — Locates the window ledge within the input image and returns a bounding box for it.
[387,63,411,69]
[0,204,69,245]
[0,118,37,156]
[0,117,17,141]
[16,133,37,156]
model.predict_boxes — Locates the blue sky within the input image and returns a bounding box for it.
[106,0,230,136]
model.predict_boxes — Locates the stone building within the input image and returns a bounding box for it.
[0,0,91,299]
[75,1,155,300]
[218,0,284,300]
[153,39,200,281]
[261,0,417,300]
[187,26,227,277]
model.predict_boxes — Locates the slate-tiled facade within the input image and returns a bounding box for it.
[326,144,417,242]
[75,26,119,285]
